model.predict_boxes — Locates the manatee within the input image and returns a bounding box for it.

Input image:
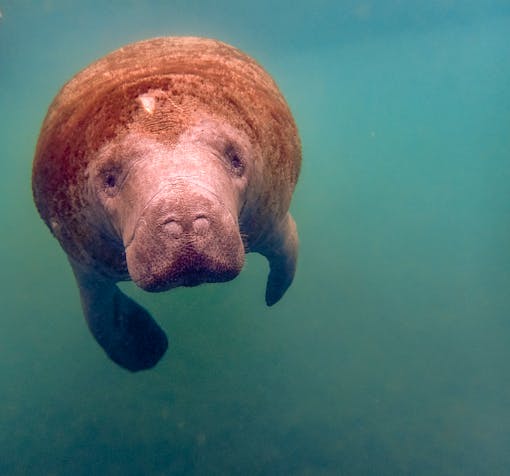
[32,37,301,371]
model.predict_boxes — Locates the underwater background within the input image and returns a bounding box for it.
[1,1,510,474]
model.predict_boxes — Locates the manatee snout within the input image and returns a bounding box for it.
[125,183,245,292]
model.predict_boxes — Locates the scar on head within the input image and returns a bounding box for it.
[137,93,156,114]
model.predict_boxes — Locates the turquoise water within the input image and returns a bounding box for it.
[2,1,510,474]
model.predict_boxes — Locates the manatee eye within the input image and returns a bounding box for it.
[100,166,123,197]
[105,173,116,188]
[224,143,245,176]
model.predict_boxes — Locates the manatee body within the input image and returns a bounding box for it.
[32,37,301,371]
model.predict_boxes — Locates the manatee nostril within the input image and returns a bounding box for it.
[192,216,210,235]
[165,220,183,238]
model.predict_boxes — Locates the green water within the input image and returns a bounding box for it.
[1,1,510,475]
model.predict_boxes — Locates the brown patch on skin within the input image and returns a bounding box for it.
[32,36,301,277]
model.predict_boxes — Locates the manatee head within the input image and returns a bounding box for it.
[87,115,257,292]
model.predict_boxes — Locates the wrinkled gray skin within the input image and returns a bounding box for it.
[70,115,297,371]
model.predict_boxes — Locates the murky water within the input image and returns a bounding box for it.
[1,1,510,474]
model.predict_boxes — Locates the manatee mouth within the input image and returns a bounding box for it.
[137,244,243,292]
[128,240,244,292]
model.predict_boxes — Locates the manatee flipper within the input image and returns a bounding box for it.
[260,213,299,306]
[70,260,168,372]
